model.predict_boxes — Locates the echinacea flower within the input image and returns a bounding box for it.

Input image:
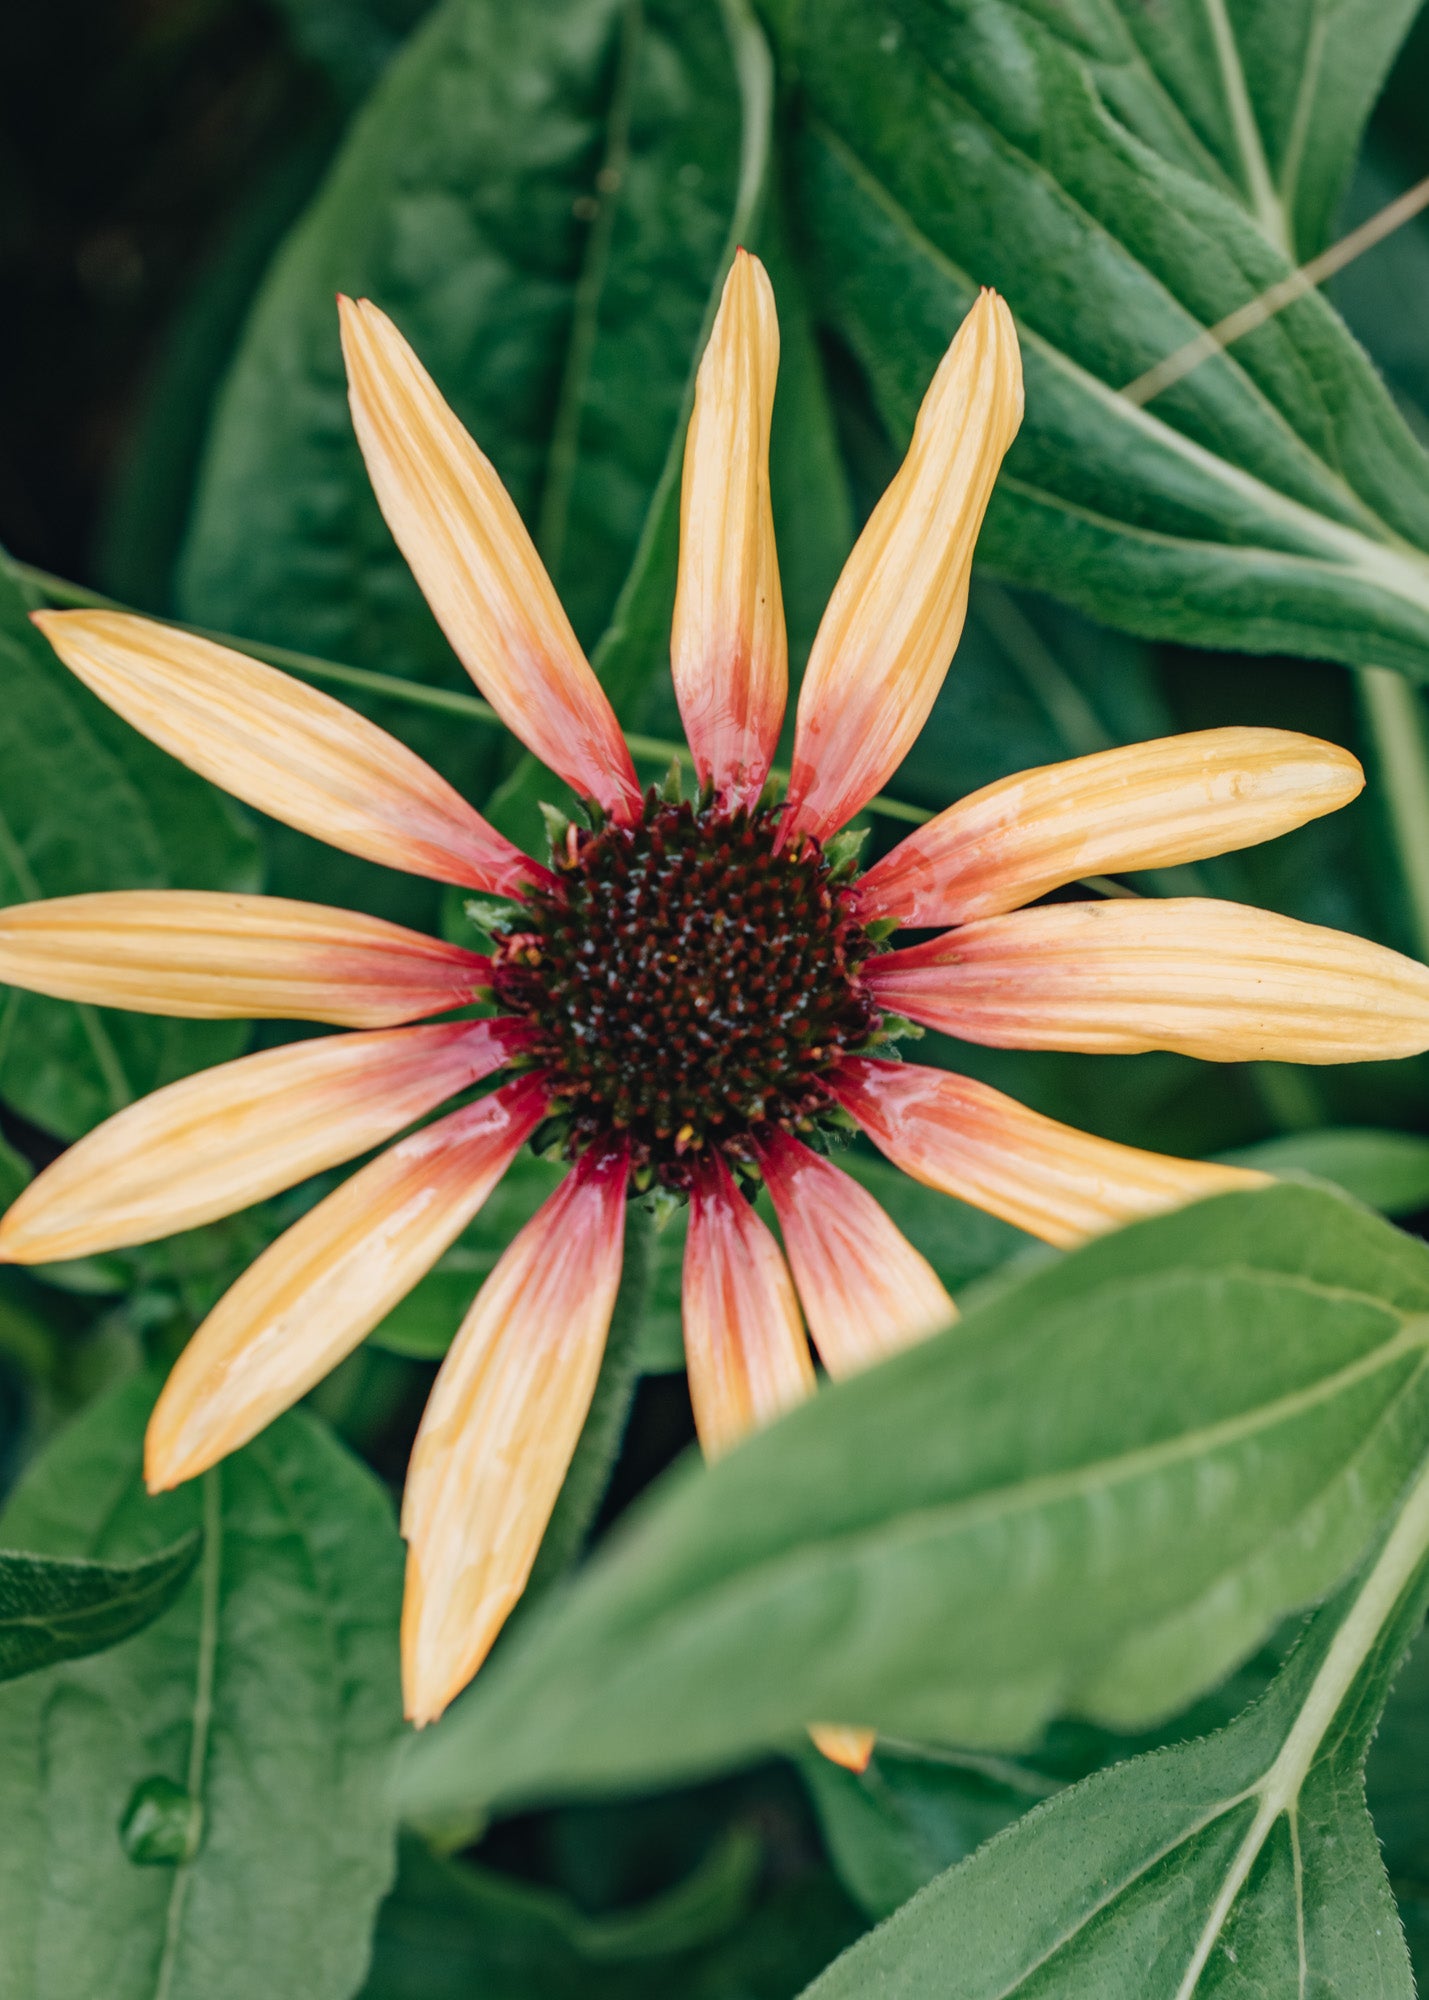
[4,253,1428,1743]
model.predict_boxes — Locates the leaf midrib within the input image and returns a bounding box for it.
[1170,1451,1429,1998]
[1197,0,1292,254]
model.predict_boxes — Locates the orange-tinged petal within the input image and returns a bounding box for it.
[855,729,1364,929]
[0,1017,528,1264]
[31,610,540,895]
[682,1152,813,1458]
[671,250,786,809]
[339,297,640,820]
[755,1130,953,1377]
[831,1057,1264,1248]
[867,898,1429,1064]
[145,1074,549,1490]
[400,1145,629,1724]
[808,1725,877,1772]
[0,890,492,1027]
[783,291,1023,842]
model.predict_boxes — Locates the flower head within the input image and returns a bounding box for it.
[3,252,1426,1729]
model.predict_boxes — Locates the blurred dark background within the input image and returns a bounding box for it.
[1,0,342,601]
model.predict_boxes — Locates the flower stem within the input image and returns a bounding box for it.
[1357,666,1429,964]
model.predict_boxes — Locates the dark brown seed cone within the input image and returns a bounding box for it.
[491,796,882,1188]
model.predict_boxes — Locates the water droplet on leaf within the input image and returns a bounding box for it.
[120,1774,202,1865]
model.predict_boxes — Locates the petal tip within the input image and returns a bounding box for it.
[142,1431,183,1496]
[810,1723,877,1772]
[0,1214,38,1265]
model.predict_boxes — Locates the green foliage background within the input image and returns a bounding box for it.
[6,0,1429,1992]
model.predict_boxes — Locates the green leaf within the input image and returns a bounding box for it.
[399,1183,1429,1816]
[179,0,759,801]
[0,1533,199,1683]
[1016,0,1421,263]
[364,1831,755,1997]
[798,1742,1047,1923]
[0,1375,403,2000]
[362,1833,862,1999]
[799,1466,1429,1997]
[1366,1600,1429,1984]
[1334,146,1429,435]
[0,562,261,1139]
[801,1636,1291,1921]
[763,0,1429,682]
[1223,1127,1429,1217]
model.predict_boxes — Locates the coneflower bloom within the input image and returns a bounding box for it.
[3,255,1428,1739]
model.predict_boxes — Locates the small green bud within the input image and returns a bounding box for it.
[528,1116,572,1160]
[640,1184,689,1227]
[539,801,575,859]
[823,824,871,879]
[463,894,522,940]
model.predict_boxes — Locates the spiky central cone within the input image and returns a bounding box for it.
[492,797,882,1187]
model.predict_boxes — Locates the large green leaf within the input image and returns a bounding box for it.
[0,1533,199,1683]
[1366,1599,1429,1984]
[801,1635,1295,1921]
[1017,0,1422,261]
[0,563,261,1140]
[179,0,757,783]
[762,0,1429,682]
[1225,1127,1429,1217]
[399,1183,1429,1815]
[0,1376,403,2000]
[799,1475,1429,1997]
[1336,147,1429,436]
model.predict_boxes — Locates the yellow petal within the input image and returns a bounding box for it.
[0,891,492,1026]
[756,1131,954,1376]
[145,1075,548,1489]
[682,1152,814,1458]
[0,1017,525,1264]
[31,611,539,895]
[339,297,640,819]
[831,1057,1264,1248]
[808,1724,877,1772]
[671,250,786,809]
[868,898,1429,1063]
[856,728,1364,928]
[400,1147,629,1724]
[784,291,1023,842]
